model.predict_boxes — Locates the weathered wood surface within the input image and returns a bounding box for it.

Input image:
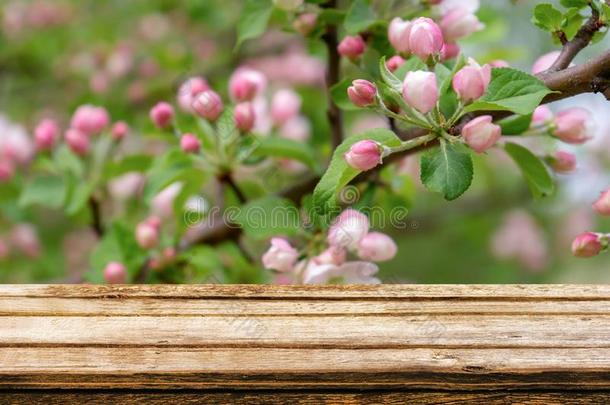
[1,284,610,403]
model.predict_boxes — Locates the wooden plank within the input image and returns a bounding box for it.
[0,285,609,392]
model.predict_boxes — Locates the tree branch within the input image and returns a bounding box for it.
[322,0,344,149]
[88,196,104,237]
[548,6,604,72]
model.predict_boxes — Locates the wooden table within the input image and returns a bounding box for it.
[0,285,609,403]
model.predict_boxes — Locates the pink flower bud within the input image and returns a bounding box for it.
[293,12,317,36]
[593,189,610,216]
[549,150,576,173]
[64,128,90,156]
[70,105,110,136]
[347,79,377,108]
[532,105,553,125]
[532,51,560,74]
[344,140,383,171]
[149,102,174,129]
[103,261,127,284]
[177,77,210,112]
[136,218,160,249]
[328,209,370,250]
[462,115,501,153]
[337,35,366,60]
[229,68,267,102]
[234,102,256,133]
[452,58,491,103]
[313,246,347,266]
[357,232,398,262]
[403,70,439,113]
[489,59,509,68]
[152,182,182,219]
[180,133,200,154]
[440,42,460,60]
[440,7,483,42]
[193,90,223,121]
[262,237,299,272]
[11,224,40,258]
[553,107,592,144]
[388,17,412,54]
[408,17,444,61]
[386,55,405,72]
[280,116,311,141]
[34,118,59,151]
[572,232,604,258]
[0,161,14,183]
[271,89,301,126]
[111,121,129,141]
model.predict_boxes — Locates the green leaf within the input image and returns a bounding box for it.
[103,154,153,180]
[344,0,376,34]
[497,113,533,135]
[504,142,554,198]
[464,67,554,115]
[393,56,426,80]
[19,176,65,209]
[235,0,273,50]
[420,140,473,201]
[312,128,401,220]
[532,3,563,32]
[144,149,203,201]
[64,173,95,215]
[251,136,319,170]
[563,8,585,40]
[560,0,589,8]
[330,77,360,111]
[234,196,301,239]
[379,56,402,92]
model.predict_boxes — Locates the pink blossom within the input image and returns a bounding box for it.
[149,102,174,129]
[337,35,366,60]
[403,70,439,113]
[10,224,40,258]
[344,140,383,171]
[0,161,14,183]
[328,209,370,249]
[531,51,560,74]
[386,55,405,72]
[549,150,576,173]
[347,80,377,108]
[301,260,380,284]
[193,90,224,121]
[572,232,604,258]
[229,68,267,101]
[489,59,509,68]
[313,246,347,266]
[293,12,317,36]
[107,172,145,201]
[532,105,553,125]
[271,89,301,125]
[593,189,610,216]
[70,104,110,136]
[452,58,491,103]
[441,42,460,60]
[234,102,256,133]
[152,182,183,220]
[180,133,201,154]
[461,115,501,153]
[553,107,592,144]
[64,128,90,156]
[177,77,209,112]
[104,262,127,284]
[388,17,412,54]
[357,232,398,262]
[262,237,299,272]
[280,116,311,141]
[440,7,483,42]
[34,118,59,151]
[111,121,129,141]
[135,217,161,249]
[408,17,444,61]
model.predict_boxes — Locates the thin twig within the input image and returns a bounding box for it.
[322,0,344,149]
[88,196,104,237]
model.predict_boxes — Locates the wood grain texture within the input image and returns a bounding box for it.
[0,284,609,399]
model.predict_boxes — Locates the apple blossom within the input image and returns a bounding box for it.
[357,232,398,262]
[407,17,444,60]
[111,121,129,141]
[388,17,412,54]
[262,237,299,272]
[337,35,366,60]
[347,79,377,108]
[177,76,209,112]
[328,209,370,249]
[441,42,460,60]
[489,59,509,68]
[593,189,610,216]
[271,89,301,126]
[403,70,438,113]
[344,140,383,171]
[152,182,183,220]
[280,116,310,141]
[180,133,200,154]
[462,115,501,153]
[452,58,491,103]
[313,246,347,266]
[193,90,223,121]
[107,172,144,201]
[301,260,380,284]
[386,55,405,72]
[440,7,483,42]
[572,232,605,258]
[149,102,174,129]
[136,217,160,249]
[34,118,59,151]
[553,107,592,144]
[64,128,90,155]
[234,102,256,133]
[293,13,317,36]
[103,261,127,284]
[70,104,109,136]
[532,105,553,125]
[0,161,14,183]
[531,51,560,74]
[228,68,266,102]
[10,224,40,258]
[549,151,576,174]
